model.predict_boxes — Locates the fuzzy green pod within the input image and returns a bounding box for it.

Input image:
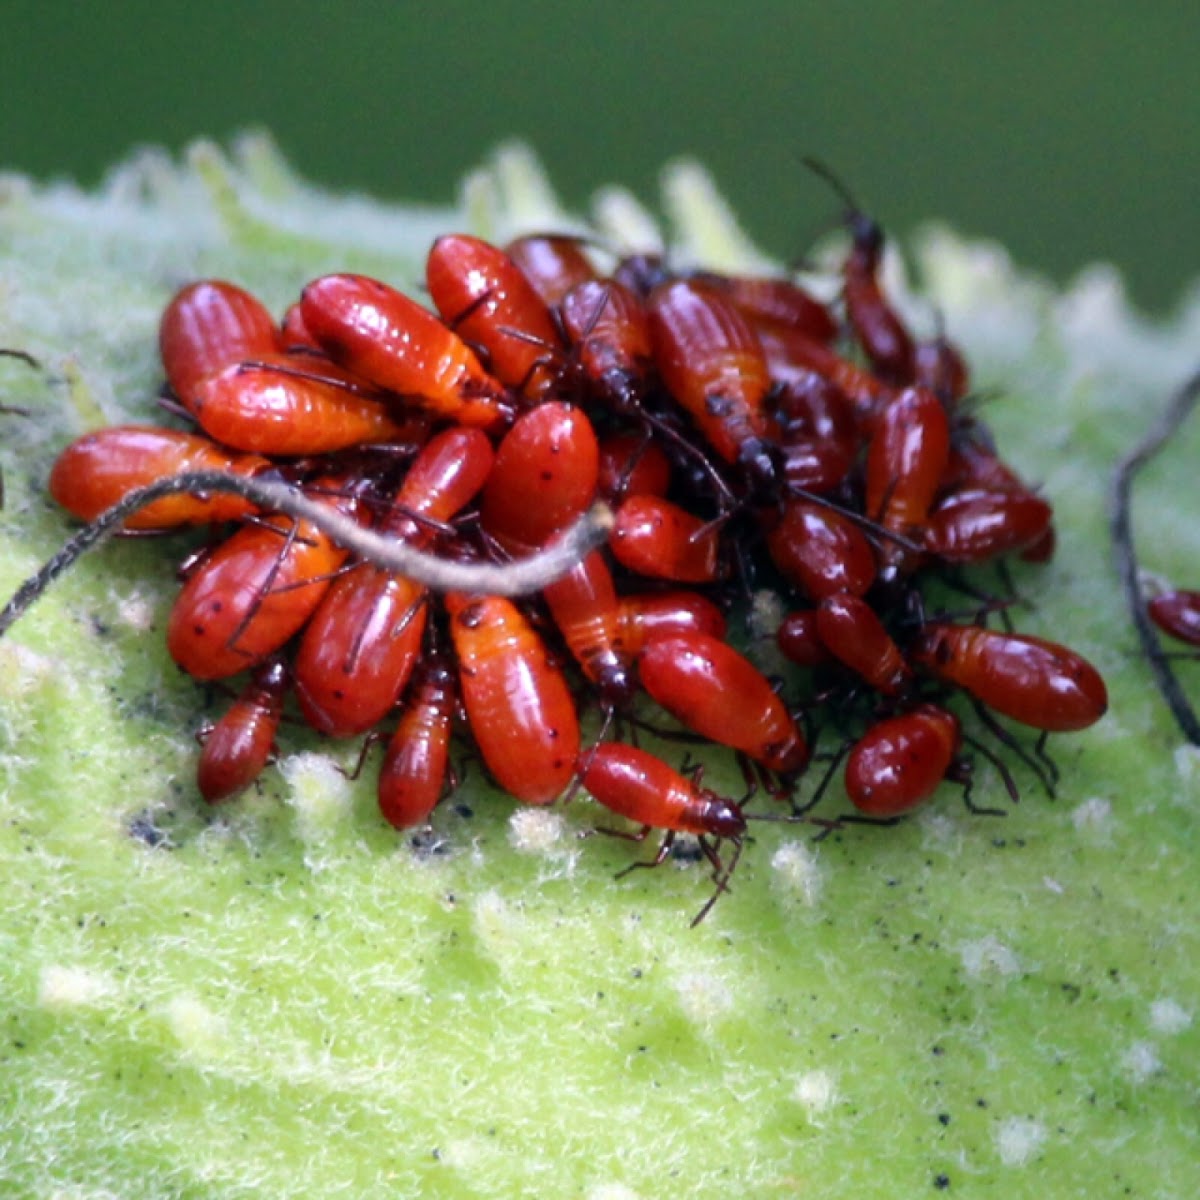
[1,135,1198,1198]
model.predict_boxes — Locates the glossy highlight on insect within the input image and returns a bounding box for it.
[1148,589,1200,647]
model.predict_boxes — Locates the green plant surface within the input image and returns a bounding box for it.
[1,136,1197,1199]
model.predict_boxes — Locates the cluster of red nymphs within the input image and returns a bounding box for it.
[43,200,1108,917]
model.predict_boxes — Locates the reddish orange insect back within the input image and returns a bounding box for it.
[611,495,724,584]
[504,233,598,306]
[292,428,492,736]
[647,279,774,465]
[187,354,418,455]
[197,659,289,803]
[909,624,1108,732]
[299,273,512,430]
[426,234,564,399]
[638,632,808,774]
[480,402,599,553]
[446,592,580,804]
[765,499,876,600]
[377,656,457,829]
[844,704,961,817]
[48,426,269,530]
[581,742,745,840]
[159,279,281,401]
[1149,590,1200,647]
[166,479,360,680]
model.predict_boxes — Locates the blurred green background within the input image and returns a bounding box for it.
[2,1,1196,314]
